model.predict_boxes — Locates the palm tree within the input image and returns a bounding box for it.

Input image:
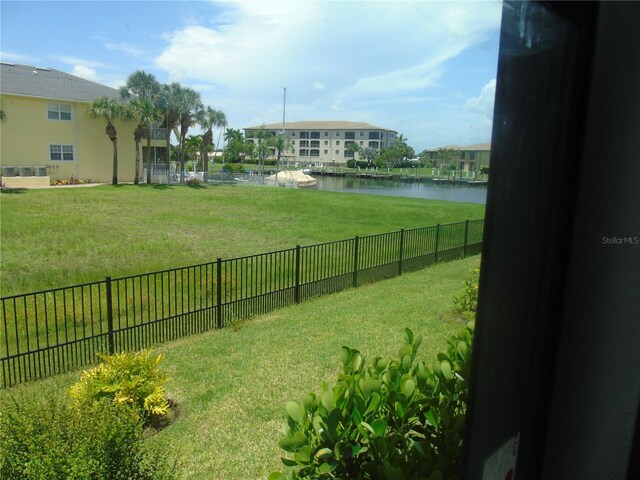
[196,107,226,174]
[214,110,227,166]
[120,71,161,184]
[174,86,202,184]
[156,83,182,172]
[87,97,128,185]
[129,99,161,184]
[132,124,145,184]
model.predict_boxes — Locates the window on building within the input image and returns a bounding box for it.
[345,131,355,139]
[359,141,364,146]
[368,141,379,148]
[311,140,320,148]
[344,150,353,157]
[359,131,364,137]
[49,144,74,161]
[300,131,309,139]
[324,149,328,154]
[336,132,341,137]
[470,152,476,160]
[461,152,466,160]
[335,149,340,155]
[369,132,380,139]
[324,131,329,137]
[291,132,296,137]
[336,140,340,145]
[299,149,308,156]
[291,140,296,145]
[300,140,309,147]
[47,103,72,121]
[151,128,167,140]
[310,149,320,157]
[310,131,320,139]
[324,140,329,145]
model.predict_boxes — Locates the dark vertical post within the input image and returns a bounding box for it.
[353,236,359,288]
[398,229,405,275]
[295,245,301,303]
[464,219,470,257]
[105,277,115,354]
[216,258,222,329]
[434,224,441,263]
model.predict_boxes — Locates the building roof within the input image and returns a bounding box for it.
[0,63,119,103]
[426,143,491,152]
[245,120,397,133]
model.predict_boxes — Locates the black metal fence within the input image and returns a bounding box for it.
[0,219,484,388]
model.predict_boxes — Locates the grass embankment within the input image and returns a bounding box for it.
[0,185,483,296]
[0,254,480,479]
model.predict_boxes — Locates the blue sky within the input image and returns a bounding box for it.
[1,0,502,151]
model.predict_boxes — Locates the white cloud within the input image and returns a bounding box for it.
[465,79,496,119]
[72,65,98,81]
[0,51,40,64]
[153,0,502,149]
[105,42,145,57]
[50,55,104,69]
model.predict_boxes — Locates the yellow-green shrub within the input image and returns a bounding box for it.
[70,349,170,426]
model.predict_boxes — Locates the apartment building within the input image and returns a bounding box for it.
[244,121,398,165]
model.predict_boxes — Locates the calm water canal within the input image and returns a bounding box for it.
[314,175,488,204]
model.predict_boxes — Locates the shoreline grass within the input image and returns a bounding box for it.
[0,254,480,479]
[0,184,483,296]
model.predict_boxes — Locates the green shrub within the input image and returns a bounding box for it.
[270,324,474,480]
[0,393,174,480]
[453,268,480,320]
[222,162,246,173]
[69,350,171,427]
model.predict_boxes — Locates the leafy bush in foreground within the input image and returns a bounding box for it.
[0,394,173,480]
[270,323,474,480]
[453,268,480,320]
[69,350,171,427]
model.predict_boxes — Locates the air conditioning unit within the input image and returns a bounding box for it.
[34,166,48,176]
[18,166,33,176]
[1,166,16,177]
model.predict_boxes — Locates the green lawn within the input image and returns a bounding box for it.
[0,185,483,296]
[0,254,479,479]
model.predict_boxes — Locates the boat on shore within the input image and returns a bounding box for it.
[266,170,318,189]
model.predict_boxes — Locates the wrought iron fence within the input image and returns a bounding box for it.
[0,219,484,387]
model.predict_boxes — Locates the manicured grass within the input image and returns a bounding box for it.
[0,255,480,479]
[0,185,483,296]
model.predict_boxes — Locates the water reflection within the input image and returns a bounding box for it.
[315,175,487,204]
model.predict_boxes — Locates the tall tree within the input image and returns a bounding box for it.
[132,124,145,184]
[156,83,182,171]
[87,97,129,185]
[196,107,226,174]
[214,110,228,164]
[173,86,202,183]
[128,99,161,184]
[120,71,161,184]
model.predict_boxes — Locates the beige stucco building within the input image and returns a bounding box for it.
[424,143,491,171]
[0,63,165,185]
[244,121,398,165]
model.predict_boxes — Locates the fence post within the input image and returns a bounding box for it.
[353,236,359,288]
[463,220,470,257]
[216,258,222,329]
[435,224,441,263]
[105,276,115,355]
[398,229,405,276]
[295,245,301,304]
